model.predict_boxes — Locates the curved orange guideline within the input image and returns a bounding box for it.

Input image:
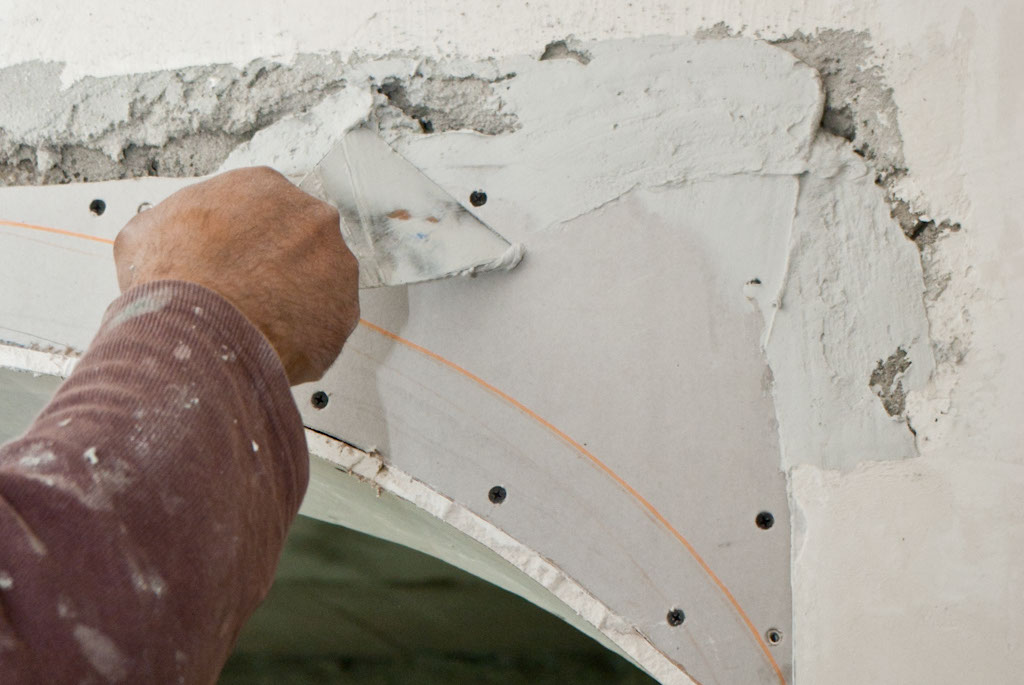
[0,219,116,245]
[359,318,786,685]
[0,217,787,685]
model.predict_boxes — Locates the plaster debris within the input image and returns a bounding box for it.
[870,348,912,417]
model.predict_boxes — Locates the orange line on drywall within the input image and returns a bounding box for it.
[358,318,787,685]
[0,219,115,246]
[0,216,783,683]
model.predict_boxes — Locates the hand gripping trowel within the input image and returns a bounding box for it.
[300,126,524,288]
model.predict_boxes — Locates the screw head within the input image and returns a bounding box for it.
[89,199,106,216]
[469,190,487,207]
[310,391,329,409]
[756,511,775,530]
[488,485,507,504]
[766,628,783,645]
[666,608,685,627]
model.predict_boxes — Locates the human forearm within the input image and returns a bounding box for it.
[0,280,307,683]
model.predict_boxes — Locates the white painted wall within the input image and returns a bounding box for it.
[1,1,1021,683]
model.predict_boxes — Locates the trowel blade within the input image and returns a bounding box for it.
[300,126,522,289]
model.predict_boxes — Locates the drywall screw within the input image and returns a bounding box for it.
[488,485,507,503]
[310,391,329,409]
[766,628,783,645]
[756,511,775,530]
[667,608,685,627]
[469,190,487,207]
[89,199,106,216]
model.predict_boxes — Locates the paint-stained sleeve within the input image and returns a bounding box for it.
[0,280,309,684]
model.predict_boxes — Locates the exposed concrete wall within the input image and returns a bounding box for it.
[1,2,1021,683]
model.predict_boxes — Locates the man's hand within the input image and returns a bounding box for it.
[113,166,359,385]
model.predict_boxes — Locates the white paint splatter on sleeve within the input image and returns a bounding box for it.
[83,447,99,466]
[73,624,129,683]
[130,569,166,597]
[251,440,259,453]
[172,343,192,361]
[18,446,56,468]
[108,289,173,329]
[0,572,13,590]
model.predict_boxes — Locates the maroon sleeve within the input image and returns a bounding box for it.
[0,280,309,684]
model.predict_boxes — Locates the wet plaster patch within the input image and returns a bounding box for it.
[357,37,929,476]
[696,24,903,173]
[698,23,969,463]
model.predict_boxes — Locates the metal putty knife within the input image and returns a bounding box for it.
[300,126,524,288]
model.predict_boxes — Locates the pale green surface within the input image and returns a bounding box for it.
[0,368,62,443]
[223,516,655,683]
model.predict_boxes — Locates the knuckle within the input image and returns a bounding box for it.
[251,165,283,180]
[112,227,132,258]
[316,202,341,229]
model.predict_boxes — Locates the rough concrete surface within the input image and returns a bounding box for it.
[372,66,518,136]
[0,55,518,186]
[0,55,352,184]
